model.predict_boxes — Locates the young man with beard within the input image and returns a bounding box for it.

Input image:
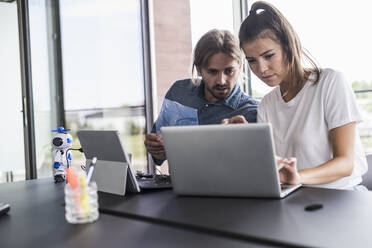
[144,29,258,165]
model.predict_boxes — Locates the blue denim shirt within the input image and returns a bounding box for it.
[152,78,258,165]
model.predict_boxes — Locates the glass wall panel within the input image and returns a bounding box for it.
[151,0,235,174]
[59,0,147,172]
[189,0,234,48]
[0,2,26,183]
[188,1,249,93]
[28,0,55,179]
[249,0,372,153]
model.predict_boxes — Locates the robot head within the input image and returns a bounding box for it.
[52,132,73,149]
[52,126,73,149]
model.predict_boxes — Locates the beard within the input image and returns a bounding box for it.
[205,84,231,100]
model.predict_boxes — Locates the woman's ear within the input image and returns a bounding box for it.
[239,61,243,71]
[196,67,202,77]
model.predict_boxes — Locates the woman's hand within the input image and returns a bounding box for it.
[276,156,301,185]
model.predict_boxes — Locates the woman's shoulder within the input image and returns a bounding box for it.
[318,68,346,83]
[314,68,355,102]
[312,68,349,92]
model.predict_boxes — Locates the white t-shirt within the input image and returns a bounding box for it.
[257,68,367,189]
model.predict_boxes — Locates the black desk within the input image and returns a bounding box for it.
[0,179,273,248]
[99,186,372,248]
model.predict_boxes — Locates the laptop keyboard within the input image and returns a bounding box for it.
[136,174,172,189]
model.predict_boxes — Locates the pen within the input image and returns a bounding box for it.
[86,157,97,184]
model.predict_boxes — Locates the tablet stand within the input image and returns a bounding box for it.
[85,159,140,196]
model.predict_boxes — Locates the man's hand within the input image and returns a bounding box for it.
[221,115,248,124]
[276,156,301,185]
[144,133,166,161]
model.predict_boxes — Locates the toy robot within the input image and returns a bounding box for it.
[52,126,73,183]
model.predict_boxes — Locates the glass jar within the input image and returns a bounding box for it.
[64,181,99,224]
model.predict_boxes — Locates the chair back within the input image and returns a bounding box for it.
[362,154,372,190]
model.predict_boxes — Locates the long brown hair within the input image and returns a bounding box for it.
[239,1,320,87]
[192,29,243,84]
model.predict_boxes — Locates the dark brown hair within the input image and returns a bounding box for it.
[192,29,242,83]
[239,1,320,86]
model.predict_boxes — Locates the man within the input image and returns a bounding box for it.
[145,29,258,165]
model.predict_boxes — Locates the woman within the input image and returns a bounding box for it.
[224,1,367,189]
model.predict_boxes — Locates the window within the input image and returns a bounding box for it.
[249,0,372,153]
[59,0,148,172]
[29,0,56,179]
[189,0,235,47]
[0,2,25,182]
[152,0,243,173]
[189,0,249,92]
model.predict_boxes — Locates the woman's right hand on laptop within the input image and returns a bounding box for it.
[276,156,301,185]
[144,133,166,160]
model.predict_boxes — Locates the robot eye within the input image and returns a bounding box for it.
[67,138,71,143]
[53,137,63,147]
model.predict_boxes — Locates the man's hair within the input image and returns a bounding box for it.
[192,29,242,84]
[239,1,320,86]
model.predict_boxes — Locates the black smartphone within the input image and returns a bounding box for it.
[0,203,10,216]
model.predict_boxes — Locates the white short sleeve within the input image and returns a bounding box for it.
[323,70,363,130]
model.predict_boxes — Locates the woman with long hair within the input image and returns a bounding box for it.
[224,1,367,189]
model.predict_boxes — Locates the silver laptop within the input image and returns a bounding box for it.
[161,123,301,198]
